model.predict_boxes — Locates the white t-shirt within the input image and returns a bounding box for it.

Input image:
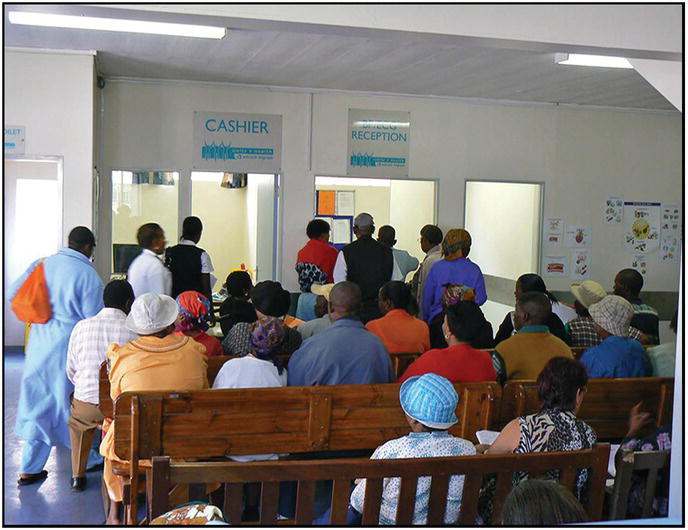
[127,248,172,297]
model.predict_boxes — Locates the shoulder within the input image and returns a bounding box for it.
[451,437,477,455]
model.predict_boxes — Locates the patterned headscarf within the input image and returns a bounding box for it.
[249,316,287,374]
[442,228,471,261]
[441,283,476,309]
[175,290,212,332]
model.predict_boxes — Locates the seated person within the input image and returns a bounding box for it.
[297,284,333,340]
[646,310,677,377]
[477,357,596,523]
[613,268,660,344]
[100,293,208,525]
[287,282,394,386]
[495,274,570,345]
[174,290,223,357]
[580,295,649,378]
[295,219,338,321]
[501,480,588,525]
[566,280,643,347]
[398,301,496,383]
[218,270,257,337]
[222,280,301,357]
[428,284,494,349]
[316,374,475,525]
[492,292,573,384]
[366,281,430,354]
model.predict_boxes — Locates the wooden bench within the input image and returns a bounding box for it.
[148,445,610,525]
[493,377,674,440]
[112,380,499,523]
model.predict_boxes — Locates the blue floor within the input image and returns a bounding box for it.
[4,348,106,525]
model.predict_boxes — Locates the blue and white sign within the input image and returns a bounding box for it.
[4,125,25,155]
[193,111,282,173]
[347,109,410,177]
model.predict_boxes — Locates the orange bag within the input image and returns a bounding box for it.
[11,262,52,324]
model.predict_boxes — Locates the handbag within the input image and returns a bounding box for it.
[11,261,52,323]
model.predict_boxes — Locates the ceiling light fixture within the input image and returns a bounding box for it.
[555,53,632,69]
[8,11,226,39]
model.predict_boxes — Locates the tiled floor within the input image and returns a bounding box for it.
[4,348,106,525]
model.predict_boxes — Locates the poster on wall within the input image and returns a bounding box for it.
[4,125,25,155]
[604,196,623,224]
[564,225,591,247]
[630,254,649,276]
[543,217,564,247]
[542,255,569,277]
[660,204,681,263]
[623,202,660,255]
[347,109,410,177]
[193,111,282,173]
[570,250,590,281]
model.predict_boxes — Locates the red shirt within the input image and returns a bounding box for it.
[398,343,496,384]
[176,330,223,357]
[296,238,339,283]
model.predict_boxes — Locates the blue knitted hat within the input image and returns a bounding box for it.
[399,373,459,429]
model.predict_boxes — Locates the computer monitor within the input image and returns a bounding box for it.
[112,244,142,274]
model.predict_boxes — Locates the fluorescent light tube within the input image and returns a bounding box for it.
[8,11,226,39]
[555,53,632,69]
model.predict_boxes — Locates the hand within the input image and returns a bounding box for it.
[475,444,490,454]
[627,402,652,438]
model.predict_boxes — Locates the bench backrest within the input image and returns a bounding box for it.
[148,445,610,525]
[113,381,500,461]
[494,377,674,440]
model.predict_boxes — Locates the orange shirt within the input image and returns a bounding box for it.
[365,309,430,354]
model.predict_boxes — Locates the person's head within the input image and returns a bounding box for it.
[515,273,558,303]
[175,290,213,332]
[328,281,362,321]
[137,223,166,255]
[311,284,334,318]
[537,357,588,413]
[514,291,552,330]
[250,281,291,318]
[103,280,135,314]
[440,283,476,310]
[225,270,253,300]
[419,224,443,254]
[378,281,415,315]
[314,295,329,318]
[501,479,588,525]
[588,294,634,339]
[353,213,375,238]
[614,268,644,300]
[182,216,203,243]
[443,301,488,347]
[250,316,287,357]
[377,225,396,248]
[399,373,459,432]
[570,280,606,317]
[125,293,179,338]
[68,226,96,259]
[441,228,471,261]
[306,219,331,242]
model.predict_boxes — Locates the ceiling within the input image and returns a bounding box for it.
[3,6,676,111]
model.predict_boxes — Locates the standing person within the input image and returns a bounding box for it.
[377,225,420,280]
[9,226,104,486]
[127,222,171,297]
[295,219,339,321]
[66,279,137,491]
[411,224,444,319]
[217,270,257,337]
[422,229,487,324]
[165,216,215,302]
[333,213,403,323]
[174,290,223,357]
[613,268,661,344]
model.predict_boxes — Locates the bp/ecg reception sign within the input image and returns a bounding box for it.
[193,111,282,173]
[347,109,410,177]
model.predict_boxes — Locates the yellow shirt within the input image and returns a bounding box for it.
[495,326,573,380]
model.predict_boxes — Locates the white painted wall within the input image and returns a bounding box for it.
[99,80,681,297]
[4,50,95,246]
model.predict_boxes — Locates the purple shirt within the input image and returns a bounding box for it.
[422,258,487,322]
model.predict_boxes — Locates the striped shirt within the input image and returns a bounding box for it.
[66,307,138,404]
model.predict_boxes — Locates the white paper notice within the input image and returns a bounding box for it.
[660,204,681,263]
[624,202,660,255]
[570,250,590,280]
[332,218,352,245]
[476,430,500,445]
[630,254,649,276]
[336,191,355,216]
[544,217,564,247]
[604,197,624,224]
[542,255,569,277]
[564,225,591,247]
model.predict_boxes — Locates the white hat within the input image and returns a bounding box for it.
[354,213,374,228]
[570,280,607,309]
[311,283,335,301]
[589,295,634,337]
[126,293,179,335]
